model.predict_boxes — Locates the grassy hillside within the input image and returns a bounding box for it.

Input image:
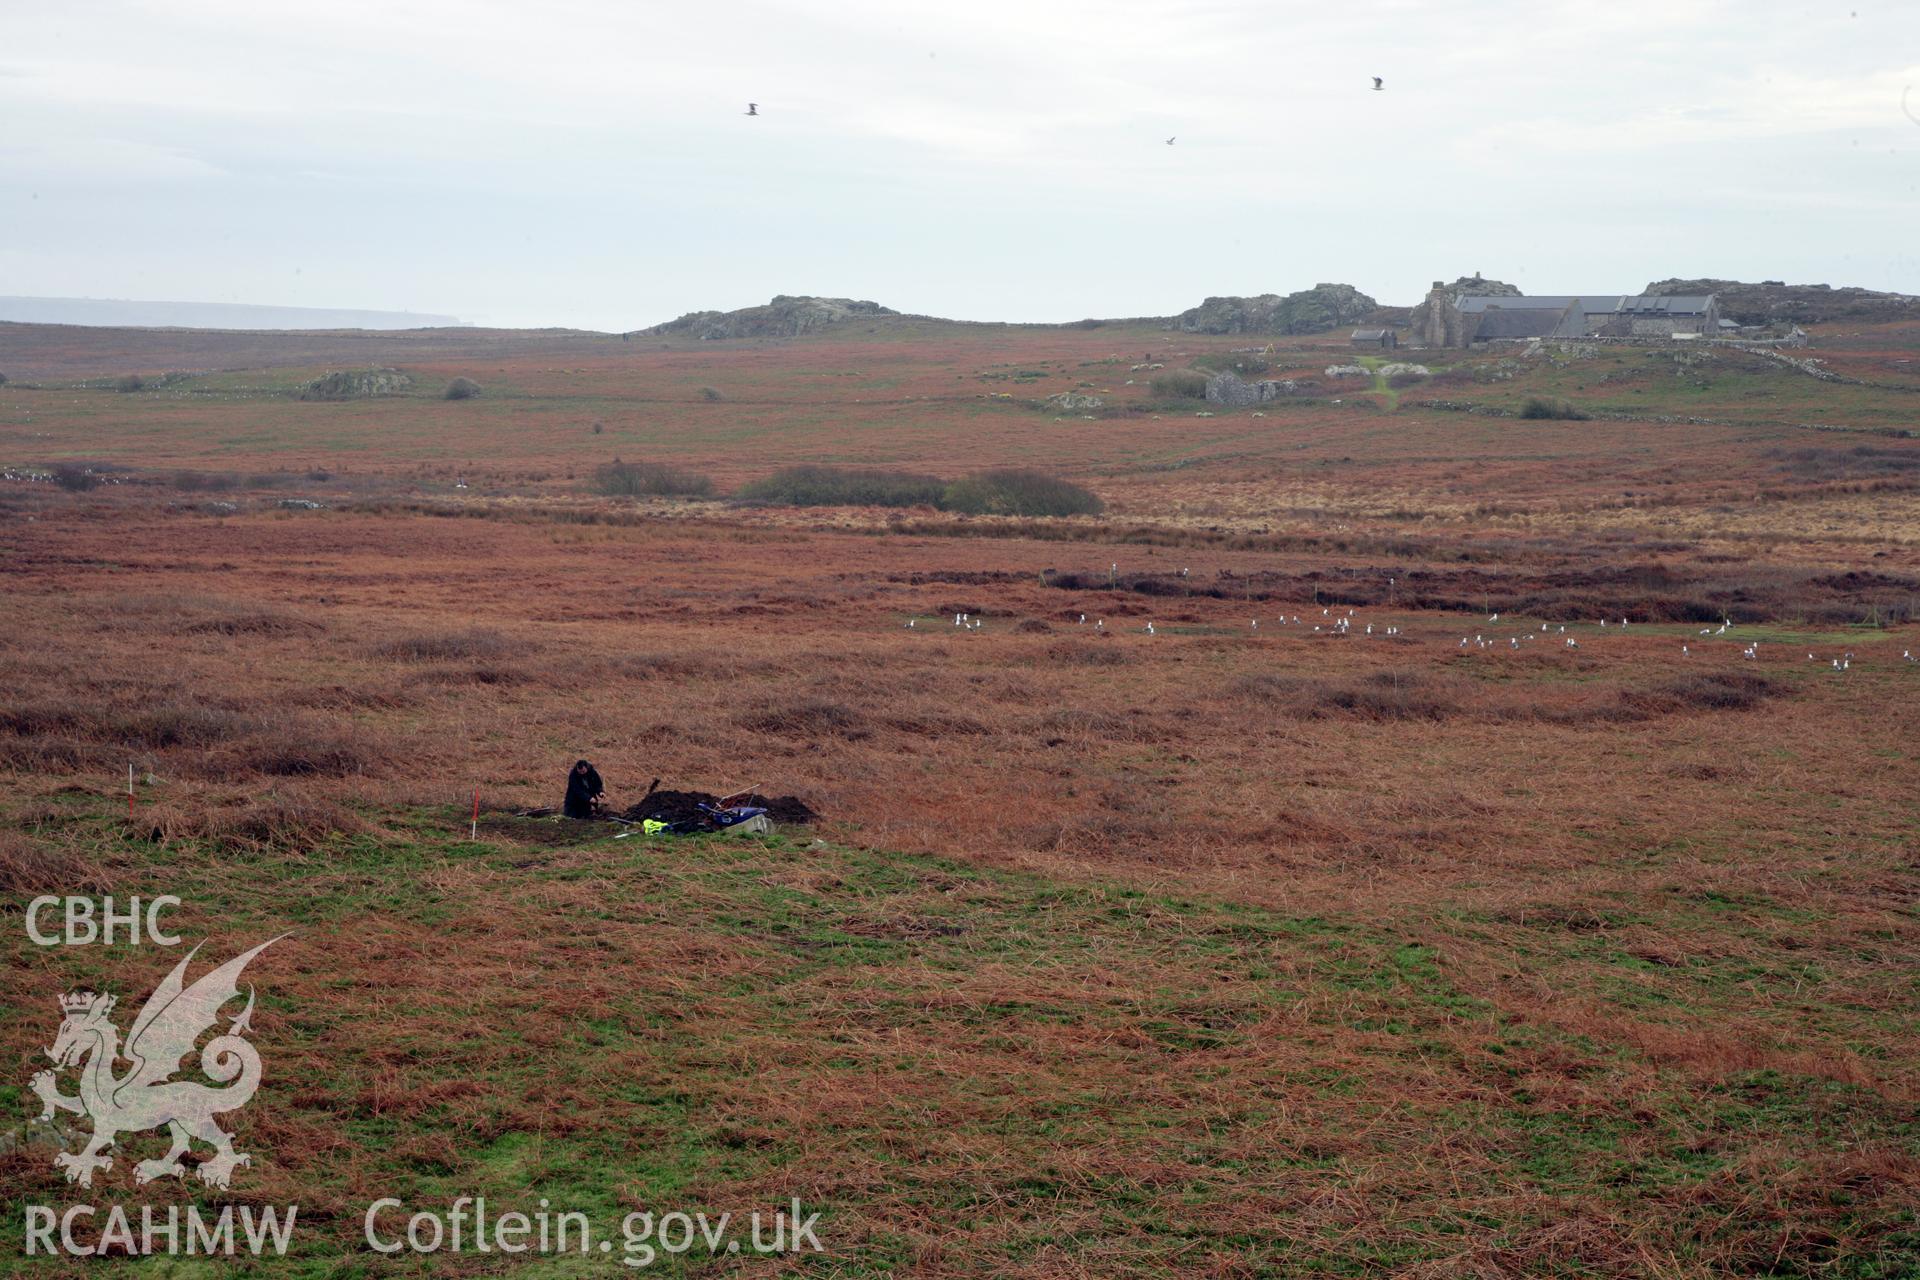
[5,803,1915,1275]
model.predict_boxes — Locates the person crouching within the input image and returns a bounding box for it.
[564,759,605,819]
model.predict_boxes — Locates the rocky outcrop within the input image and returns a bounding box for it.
[1644,279,1918,327]
[1170,284,1377,335]
[1044,391,1104,412]
[640,295,900,340]
[1441,274,1520,298]
[1204,371,1296,406]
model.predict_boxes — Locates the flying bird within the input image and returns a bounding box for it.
[1165,136,1176,146]
[745,103,759,116]
[1372,77,1383,91]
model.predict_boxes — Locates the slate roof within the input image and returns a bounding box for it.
[1458,293,1715,316]
[1615,294,1715,315]
[1457,295,1617,313]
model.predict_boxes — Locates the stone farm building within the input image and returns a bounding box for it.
[1412,285,1719,347]
[1350,328,1397,349]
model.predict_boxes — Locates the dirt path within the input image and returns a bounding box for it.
[1356,354,1399,410]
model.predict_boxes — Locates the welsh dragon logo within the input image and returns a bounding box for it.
[30,938,282,1190]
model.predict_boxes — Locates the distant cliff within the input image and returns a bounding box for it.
[640,295,900,340]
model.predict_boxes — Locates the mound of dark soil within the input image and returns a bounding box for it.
[622,789,818,825]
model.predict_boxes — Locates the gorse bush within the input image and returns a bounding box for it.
[444,377,483,400]
[1520,395,1590,420]
[52,464,98,492]
[940,468,1104,517]
[1190,353,1270,376]
[1149,369,1210,400]
[114,375,146,393]
[594,458,715,498]
[737,465,947,508]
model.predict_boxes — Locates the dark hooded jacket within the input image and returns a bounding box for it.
[564,760,604,819]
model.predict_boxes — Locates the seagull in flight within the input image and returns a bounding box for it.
[1165,136,1176,145]
[745,103,759,116]
[1372,77,1383,91]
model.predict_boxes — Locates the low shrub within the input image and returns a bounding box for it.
[444,377,483,400]
[114,374,146,393]
[594,458,714,498]
[1149,369,1210,400]
[941,468,1103,517]
[1190,353,1271,376]
[1520,395,1590,420]
[698,385,725,402]
[52,464,98,491]
[737,465,946,508]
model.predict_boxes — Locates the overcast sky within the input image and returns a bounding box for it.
[2,0,1916,330]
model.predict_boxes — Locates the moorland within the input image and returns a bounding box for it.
[2,311,1916,1276]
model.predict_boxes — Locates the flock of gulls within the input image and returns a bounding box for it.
[903,585,1914,673]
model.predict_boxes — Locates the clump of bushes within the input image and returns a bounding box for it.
[1149,369,1210,400]
[737,465,946,508]
[444,377,483,400]
[114,374,146,393]
[940,468,1103,517]
[735,464,1102,516]
[698,386,725,402]
[594,458,715,498]
[1190,353,1270,376]
[1520,395,1590,420]
[52,464,98,491]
